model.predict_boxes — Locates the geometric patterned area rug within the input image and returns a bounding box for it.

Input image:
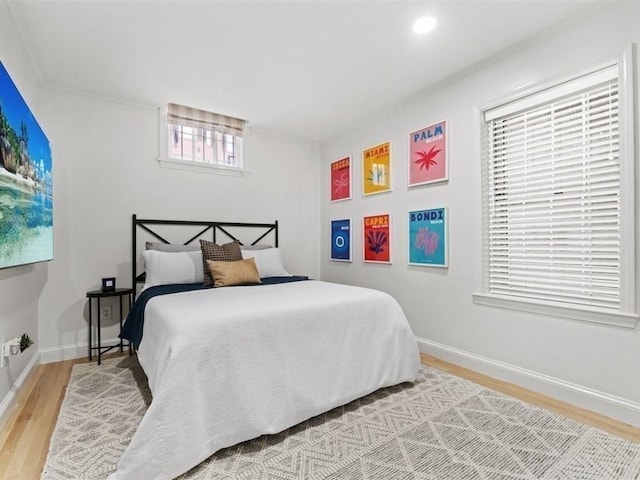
[41,355,640,480]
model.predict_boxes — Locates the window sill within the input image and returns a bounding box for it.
[472,292,638,329]
[157,157,250,177]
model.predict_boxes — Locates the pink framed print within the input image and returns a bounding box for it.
[330,156,352,202]
[408,121,448,187]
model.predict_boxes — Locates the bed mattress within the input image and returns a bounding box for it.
[109,280,420,480]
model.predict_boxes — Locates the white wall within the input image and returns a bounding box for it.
[37,90,321,361]
[3,0,639,431]
[321,2,640,426]
[0,0,45,420]
[1,0,321,412]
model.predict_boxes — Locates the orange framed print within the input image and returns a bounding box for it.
[330,156,351,202]
[362,141,391,196]
[408,121,448,187]
[363,213,391,263]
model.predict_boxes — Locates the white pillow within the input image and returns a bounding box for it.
[241,248,291,278]
[143,250,204,288]
[145,242,201,252]
[240,244,272,251]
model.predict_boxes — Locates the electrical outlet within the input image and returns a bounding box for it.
[1,342,8,368]
[101,305,113,320]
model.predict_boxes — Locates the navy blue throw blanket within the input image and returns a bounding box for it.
[121,276,309,350]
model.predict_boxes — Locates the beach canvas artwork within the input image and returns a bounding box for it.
[0,62,53,269]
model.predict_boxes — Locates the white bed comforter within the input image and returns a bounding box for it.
[109,280,420,480]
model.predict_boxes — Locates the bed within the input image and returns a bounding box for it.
[109,215,420,480]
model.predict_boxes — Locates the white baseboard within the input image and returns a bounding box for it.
[6,337,638,431]
[417,336,640,428]
[39,337,123,364]
[1,338,125,428]
[0,350,40,430]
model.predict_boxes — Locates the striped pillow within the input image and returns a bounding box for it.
[199,239,243,286]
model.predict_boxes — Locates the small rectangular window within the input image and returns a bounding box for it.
[165,103,245,171]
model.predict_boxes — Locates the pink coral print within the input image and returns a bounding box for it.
[333,171,349,197]
[415,227,439,255]
[331,156,351,201]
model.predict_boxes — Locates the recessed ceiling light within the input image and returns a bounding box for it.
[412,16,437,35]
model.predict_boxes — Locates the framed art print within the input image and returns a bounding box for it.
[330,156,351,202]
[409,121,447,187]
[101,277,116,291]
[362,141,391,196]
[363,214,391,263]
[408,208,447,267]
[330,219,352,262]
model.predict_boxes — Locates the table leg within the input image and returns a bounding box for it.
[119,295,124,353]
[97,297,102,365]
[88,298,93,361]
[127,292,133,355]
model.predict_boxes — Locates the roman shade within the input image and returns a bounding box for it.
[167,103,245,136]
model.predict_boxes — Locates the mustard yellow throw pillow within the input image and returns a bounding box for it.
[206,257,262,287]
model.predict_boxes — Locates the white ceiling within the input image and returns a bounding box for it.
[9,0,602,142]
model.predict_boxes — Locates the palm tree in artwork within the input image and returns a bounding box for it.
[414,145,441,170]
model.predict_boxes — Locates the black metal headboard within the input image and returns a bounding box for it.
[132,214,278,289]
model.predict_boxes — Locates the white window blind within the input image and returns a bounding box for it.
[484,65,621,310]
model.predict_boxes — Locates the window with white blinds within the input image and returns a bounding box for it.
[476,53,637,327]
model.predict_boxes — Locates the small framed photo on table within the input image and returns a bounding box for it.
[101,277,116,291]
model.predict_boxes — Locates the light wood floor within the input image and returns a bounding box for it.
[0,355,90,480]
[1,353,638,480]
